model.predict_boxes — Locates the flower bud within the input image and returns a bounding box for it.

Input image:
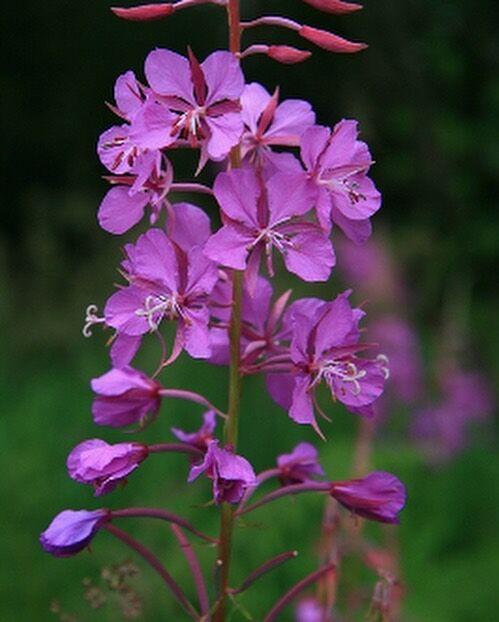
[267,45,312,64]
[111,3,175,21]
[299,26,367,53]
[40,509,109,557]
[302,0,363,15]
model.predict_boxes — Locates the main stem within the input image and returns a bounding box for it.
[215,2,242,620]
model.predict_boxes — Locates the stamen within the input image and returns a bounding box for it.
[82,304,105,337]
[376,354,390,380]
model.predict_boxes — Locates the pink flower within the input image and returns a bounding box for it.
[277,442,324,485]
[240,82,315,174]
[301,120,381,241]
[67,439,148,495]
[104,224,218,361]
[40,509,109,557]
[267,292,388,432]
[204,168,334,286]
[188,440,256,504]
[144,48,244,164]
[91,366,162,427]
[171,410,217,451]
[330,471,406,524]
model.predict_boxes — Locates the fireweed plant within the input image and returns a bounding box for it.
[41,1,407,620]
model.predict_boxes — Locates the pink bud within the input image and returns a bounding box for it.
[267,45,312,64]
[299,25,367,53]
[302,0,363,15]
[111,3,175,21]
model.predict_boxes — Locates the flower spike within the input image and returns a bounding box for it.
[111,3,175,21]
[302,0,363,15]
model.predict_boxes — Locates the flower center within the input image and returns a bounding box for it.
[135,293,184,331]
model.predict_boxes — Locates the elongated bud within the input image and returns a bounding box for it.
[302,0,363,15]
[299,25,367,53]
[111,3,175,21]
[268,45,312,64]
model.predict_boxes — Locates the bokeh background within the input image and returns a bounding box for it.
[2,0,498,620]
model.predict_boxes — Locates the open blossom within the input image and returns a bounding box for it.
[240,82,315,174]
[204,168,334,286]
[171,410,217,451]
[40,509,109,557]
[91,366,162,427]
[299,120,381,242]
[98,151,173,234]
[267,291,388,432]
[188,440,256,504]
[277,442,325,485]
[144,48,244,164]
[104,224,218,361]
[67,439,148,495]
[330,471,406,524]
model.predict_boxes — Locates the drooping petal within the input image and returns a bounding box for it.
[266,373,294,410]
[331,206,372,243]
[289,373,316,426]
[110,333,142,368]
[330,471,406,524]
[183,306,212,359]
[330,175,381,220]
[40,509,108,557]
[105,287,151,336]
[282,230,335,282]
[98,186,150,235]
[204,225,253,270]
[328,359,385,409]
[205,112,244,160]
[202,50,245,105]
[145,48,195,105]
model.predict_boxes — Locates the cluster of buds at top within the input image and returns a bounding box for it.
[112,0,368,63]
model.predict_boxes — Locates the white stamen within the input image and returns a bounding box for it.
[376,353,390,380]
[82,304,105,337]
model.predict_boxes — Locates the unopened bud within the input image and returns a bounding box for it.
[299,25,367,53]
[267,45,312,64]
[302,0,363,15]
[111,3,175,22]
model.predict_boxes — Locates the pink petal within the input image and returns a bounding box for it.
[283,231,335,281]
[213,169,260,227]
[266,99,315,142]
[202,51,245,105]
[332,207,372,243]
[98,186,149,234]
[300,125,330,172]
[145,48,195,105]
[204,225,253,270]
[241,82,271,134]
[114,71,143,119]
[167,202,212,251]
[104,287,150,336]
[205,112,244,160]
[267,172,314,223]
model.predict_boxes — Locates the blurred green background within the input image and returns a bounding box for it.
[2,0,498,620]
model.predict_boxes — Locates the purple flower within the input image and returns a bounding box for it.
[267,292,388,432]
[295,597,328,622]
[204,168,334,285]
[98,151,173,234]
[104,227,219,361]
[171,410,217,451]
[240,82,315,174]
[144,48,244,163]
[91,366,162,427]
[67,439,148,495]
[300,120,381,241]
[330,471,406,524]
[188,440,256,504]
[40,509,109,557]
[277,442,325,485]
